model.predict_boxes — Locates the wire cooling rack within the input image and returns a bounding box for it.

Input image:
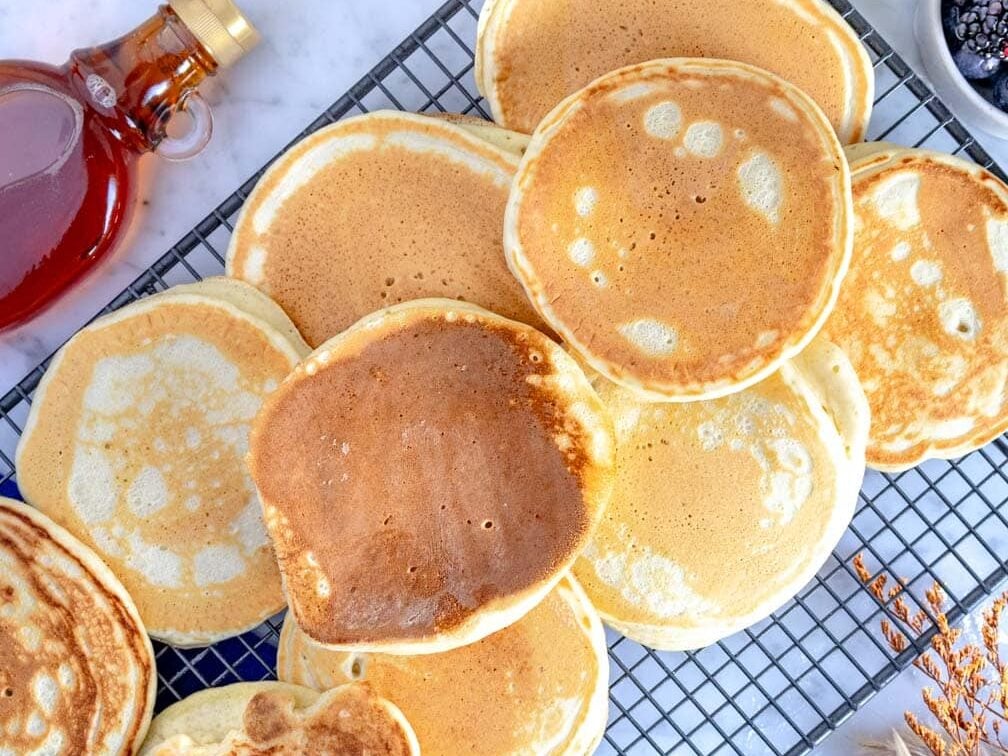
[1,1,1008,753]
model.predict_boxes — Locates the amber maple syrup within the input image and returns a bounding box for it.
[0,1,259,332]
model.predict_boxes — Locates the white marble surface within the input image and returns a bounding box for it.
[0,0,1001,752]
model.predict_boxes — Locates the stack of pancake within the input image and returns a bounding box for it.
[9,0,1008,752]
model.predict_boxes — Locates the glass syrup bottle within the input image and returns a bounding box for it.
[0,0,259,332]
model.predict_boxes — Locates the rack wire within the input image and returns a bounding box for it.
[1,1,1007,753]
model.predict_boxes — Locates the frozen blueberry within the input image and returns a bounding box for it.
[993,70,1008,109]
[954,46,1003,78]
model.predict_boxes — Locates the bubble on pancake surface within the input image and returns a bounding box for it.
[618,319,678,356]
[125,531,183,588]
[583,528,717,618]
[687,394,814,526]
[568,237,595,267]
[682,121,723,158]
[910,260,942,287]
[988,216,1008,272]
[574,186,598,217]
[940,298,982,341]
[126,466,169,517]
[870,171,921,230]
[737,152,782,224]
[643,101,682,140]
[890,241,911,261]
[759,438,814,527]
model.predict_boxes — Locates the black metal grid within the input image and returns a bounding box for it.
[1,1,1007,753]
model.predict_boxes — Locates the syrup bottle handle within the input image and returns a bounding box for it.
[156,91,213,161]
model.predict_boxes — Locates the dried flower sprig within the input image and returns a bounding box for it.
[854,553,1008,756]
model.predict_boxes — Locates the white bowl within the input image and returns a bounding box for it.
[915,0,1008,138]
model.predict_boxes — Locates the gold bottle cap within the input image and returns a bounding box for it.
[169,0,261,68]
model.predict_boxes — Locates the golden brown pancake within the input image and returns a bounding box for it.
[476,0,874,142]
[249,299,615,654]
[277,576,608,755]
[0,496,156,755]
[227,110,545,347]
[16,279,308,646]
[824,146,1008,470]
[574,340,869,649]
[139,682,419,756]
[505,59,853,401]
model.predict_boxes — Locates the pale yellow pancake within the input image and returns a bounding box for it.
[824,146,1008,471]
[574,340,869,649]
[505,59,853,401]
[428,112,531,156]
[140,682,419,755]
[226,110,546,347]
[278,576,608,755]
[248,299,615,654]
[16,279,308,646]
[476,0,873,142]
[0,496,156,755]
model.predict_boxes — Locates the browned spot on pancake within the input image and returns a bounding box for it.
[244,692,294,743]
[182,686,415,755]
[0,503,153,754]
[300,687,412,755]
[250,311,608,647]
[481,0,871,141]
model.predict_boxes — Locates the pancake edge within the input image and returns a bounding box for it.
[426,112,531,156]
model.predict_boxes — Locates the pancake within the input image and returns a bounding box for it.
[277,576,608,755]
[573,340,869,650]
[427,112,531,156]
[475,0,873,143]
[139,682,419,756]
[16,278,309,646]
[824,147,1008,471]
[248,299,615,654]
[226,110,546,348]
[504,59,853,402]
[0,496,156,754]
